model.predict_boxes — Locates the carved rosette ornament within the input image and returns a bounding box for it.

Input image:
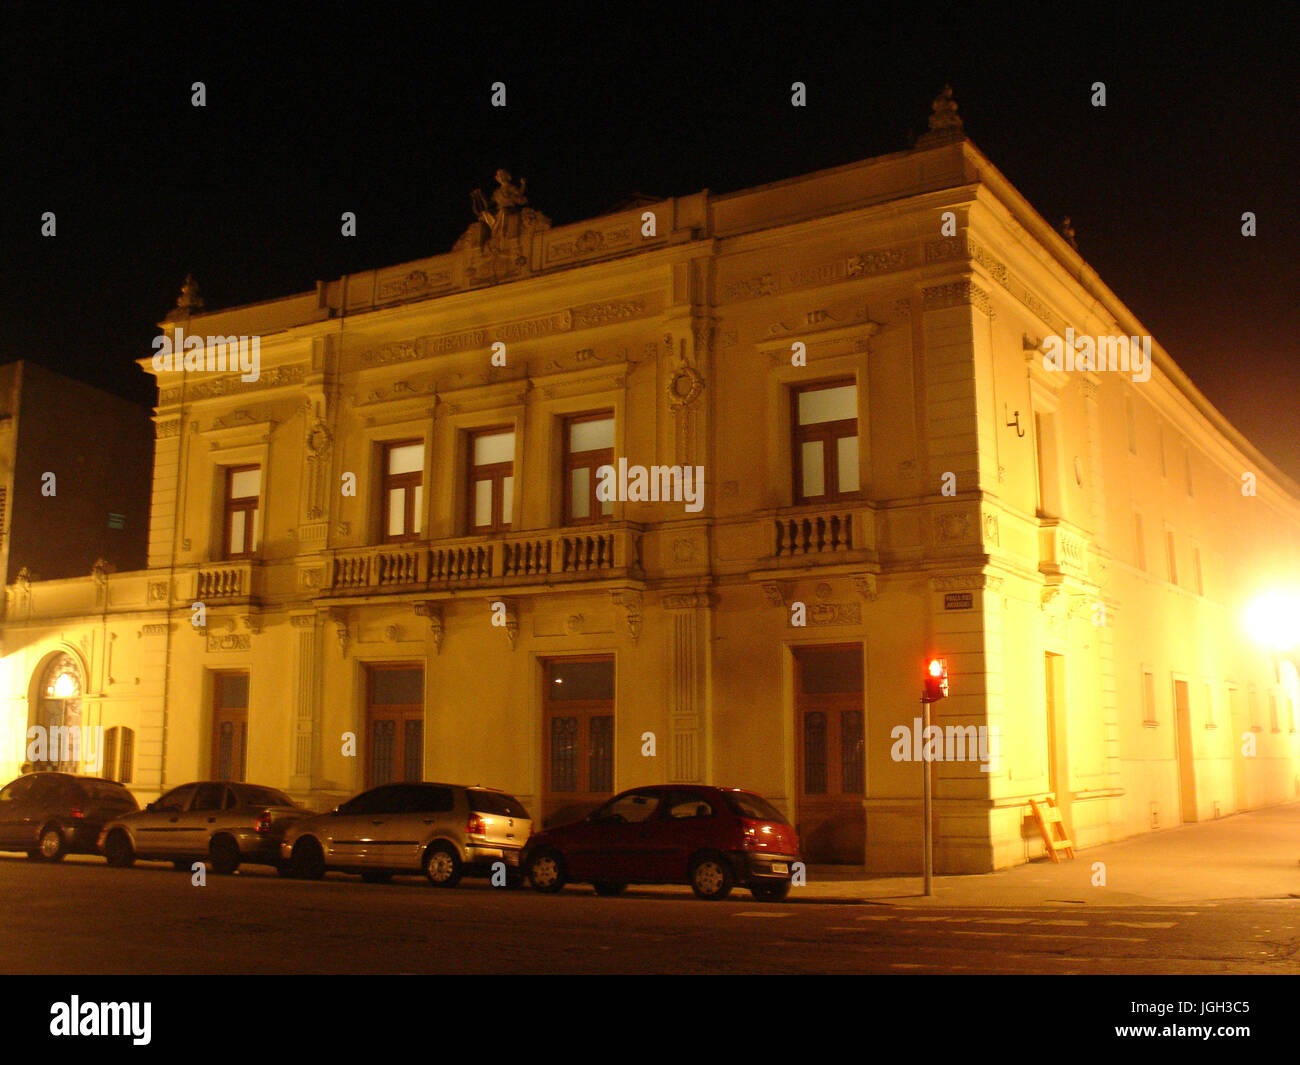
[667,362,705,412]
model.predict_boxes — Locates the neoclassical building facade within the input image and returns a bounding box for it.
[3,96,1298,872]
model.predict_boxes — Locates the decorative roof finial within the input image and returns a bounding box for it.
[929,85,963,134]
[176,274,203,313]
[1059,216,1078,250]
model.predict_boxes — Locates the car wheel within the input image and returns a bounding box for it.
[689,853,735,900]
[526,849,567,894]
[104,830,135,869]
[38,826,67,862]
[592,881,627,897]
[209,836,241,875]
[423,844,463,887]
[361,870,393,884]
[291,838,326,880]
[750,881,791,902]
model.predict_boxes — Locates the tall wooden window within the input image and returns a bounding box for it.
[381,441,425,542]
[212,672,249,781]
[223,465,261,559]
[468,428,514,532]
[792,380,859,504]
[366,665,424,788]
[102,726,134,783]
[563,413,614,525]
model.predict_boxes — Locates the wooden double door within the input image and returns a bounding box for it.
[794,645,865,864]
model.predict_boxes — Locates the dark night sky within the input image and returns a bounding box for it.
[2,4,1296,480]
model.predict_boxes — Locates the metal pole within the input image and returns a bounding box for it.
[922,696,933,896]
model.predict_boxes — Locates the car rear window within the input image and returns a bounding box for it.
[79,780,135,804]
[239,786,295,808]
[723,792,789,824]
[468,790,529,818]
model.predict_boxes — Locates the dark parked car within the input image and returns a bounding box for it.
[98,781,307,874]
[0,772,138,861]
[281,782,532,886]
[522,785,802,900]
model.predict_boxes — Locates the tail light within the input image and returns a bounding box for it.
[467,814,486,838]
[69,806,85,820]
[254,810,273,834]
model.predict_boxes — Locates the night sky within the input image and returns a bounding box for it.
[2,4,1296,480]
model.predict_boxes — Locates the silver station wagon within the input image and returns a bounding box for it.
[98,780,307,874]
[280,782,532,886]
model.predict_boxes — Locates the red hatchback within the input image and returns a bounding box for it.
[522,785,802,900]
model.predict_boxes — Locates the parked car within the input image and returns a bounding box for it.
[0,772,139,861]
[280,782,532,886]
[98,781,307,874]
[522,785,802,901]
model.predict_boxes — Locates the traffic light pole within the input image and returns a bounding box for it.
[922,694,933,897]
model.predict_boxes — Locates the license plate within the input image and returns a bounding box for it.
[771,862,789,875]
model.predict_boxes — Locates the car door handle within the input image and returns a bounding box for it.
[207,817,216,823]
[169,816,179,823]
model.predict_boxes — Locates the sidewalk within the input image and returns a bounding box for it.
[789,802,1300,907]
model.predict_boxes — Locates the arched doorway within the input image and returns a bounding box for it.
[30,653,84,772]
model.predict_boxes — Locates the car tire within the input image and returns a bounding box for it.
[750,881,791,902]
[526,848,567,894]
[361,870,393,884]
[291,838,326,880]
[209,836,241,875]
[38,826,67,862]
[689,852,735,901]
[423,844,463,887]
[592,881,627,897]
[103,830,135,869]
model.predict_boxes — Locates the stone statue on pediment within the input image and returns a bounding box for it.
[455,168,551,276]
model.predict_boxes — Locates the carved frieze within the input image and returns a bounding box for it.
[922,281,994,318]
[159,364,305,403]
[207,634,251,652]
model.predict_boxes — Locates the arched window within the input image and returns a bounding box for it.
[34,653,83,772]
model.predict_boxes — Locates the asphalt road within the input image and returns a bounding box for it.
[3,853,1299,975]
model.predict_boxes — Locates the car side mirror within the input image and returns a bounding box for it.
[145,801,157,812]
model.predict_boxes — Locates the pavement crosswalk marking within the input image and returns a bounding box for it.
[948,930,1146,942]
[1106,920,1177,929]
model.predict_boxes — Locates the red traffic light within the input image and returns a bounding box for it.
[923,657,949,702]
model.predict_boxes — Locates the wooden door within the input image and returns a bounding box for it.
[794,645,864,864]
[542,656,614,827]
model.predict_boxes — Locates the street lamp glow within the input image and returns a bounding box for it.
[1243,592,1300,651]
